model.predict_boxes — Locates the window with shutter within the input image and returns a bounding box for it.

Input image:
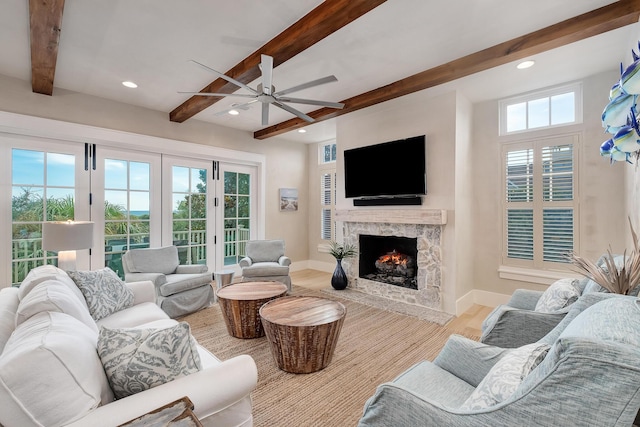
[320,172,336,240]
[503,136,578,269]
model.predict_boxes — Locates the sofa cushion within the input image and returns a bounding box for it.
[0,312,113,427]
[534,278,581,313]
[68,268,135,321]
[0,288,19,353]
[96,301,169,329]
[126,246,179,275]
[241,262,290,277]
[460,342,550,410]
[18,264,85,303]
[246,240,285,263]
[15,280,98,333]
[97,322,202,399]
[158,272,213,297]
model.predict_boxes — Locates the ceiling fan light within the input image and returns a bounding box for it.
[122,81,138,88]
[517,60,535,69]
[228,109,240,116]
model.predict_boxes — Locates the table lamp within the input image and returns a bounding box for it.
[42,221,94,271]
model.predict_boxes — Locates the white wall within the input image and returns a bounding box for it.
[472,70,627,297]
[0,73,310,263]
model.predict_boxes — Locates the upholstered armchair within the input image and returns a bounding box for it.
[239,239,291,291]
[122,245,213,318]
[358,293,640,427]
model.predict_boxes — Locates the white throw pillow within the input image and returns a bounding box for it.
[534,278,581,313]
[15,280,98,332]
[97,322,202,399]
[460,342,550,410]
[68,268,134,321]
[0,312,113,427]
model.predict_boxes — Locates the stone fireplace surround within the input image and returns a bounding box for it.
[335,209,447,311]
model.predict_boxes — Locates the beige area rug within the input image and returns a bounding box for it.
[181,286,479,427]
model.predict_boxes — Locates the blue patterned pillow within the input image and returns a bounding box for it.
[67,268,134,321]
[97,322,202,399]
[460,342,550,410]
[534,278,581,313]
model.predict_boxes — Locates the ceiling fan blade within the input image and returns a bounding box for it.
[177,92,256,98]
[273,101,314,123]
[277,97,344,109]
[274,75,338,96]
[261,55,273,95]
[188,60,259,95]
[262,103,270,126]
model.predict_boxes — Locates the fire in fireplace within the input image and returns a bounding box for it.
[358,235,418,290]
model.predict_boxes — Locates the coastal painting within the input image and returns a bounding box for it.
[279,188,298,211]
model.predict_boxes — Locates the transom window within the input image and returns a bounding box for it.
[319,142,337,164]
[499,83,582,135]
[503,135,579,268]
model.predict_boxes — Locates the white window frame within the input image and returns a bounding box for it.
[499,83,583,136]
[501,134,580,274]
[318,141,337,164]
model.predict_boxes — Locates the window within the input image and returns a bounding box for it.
[319,142,337,164]
[503,135,578,269]
[500,83,582,135]
[321,172,336,240]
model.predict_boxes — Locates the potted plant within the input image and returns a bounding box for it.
[329,241,357,290]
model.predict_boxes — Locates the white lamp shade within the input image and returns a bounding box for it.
[42,221,94,251]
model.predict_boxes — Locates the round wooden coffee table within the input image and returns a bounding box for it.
[259,296,346,374]
[216,281,288,339]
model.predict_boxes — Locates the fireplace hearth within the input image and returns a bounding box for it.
[359,235,418,290]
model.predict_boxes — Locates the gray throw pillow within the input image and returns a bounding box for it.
[460,342,550,410]
[534,278,581,313]
[67,268,134,321]
[97,322,202,399]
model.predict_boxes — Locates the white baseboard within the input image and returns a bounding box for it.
[456,289,511,316]
[305,260,335,273]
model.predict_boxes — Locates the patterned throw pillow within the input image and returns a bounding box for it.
[534,278,581,313]
[97,322,202,399]
[460,342,550,410]
[67,268,134,321]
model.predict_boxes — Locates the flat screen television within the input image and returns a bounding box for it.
[344,135,426,199]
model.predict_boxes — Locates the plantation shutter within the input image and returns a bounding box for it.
[541,144,574,262]
[503,138,577,267]
[506,149,534,261]
[321,172,335,240]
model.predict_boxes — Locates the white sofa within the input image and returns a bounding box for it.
[0,265,258,427]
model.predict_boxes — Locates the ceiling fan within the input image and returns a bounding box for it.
[179,54,345,126]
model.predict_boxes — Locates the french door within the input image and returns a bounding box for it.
[5,136,89,284]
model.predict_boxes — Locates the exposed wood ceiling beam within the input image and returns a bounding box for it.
[169,0,388,123]
[29,0,65,95]
[255,0,640,140]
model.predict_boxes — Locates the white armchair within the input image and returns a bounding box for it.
[239,240,291,291]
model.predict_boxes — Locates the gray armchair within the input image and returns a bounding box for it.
[122,245,213,318]
[239,239,291,291]
[358,293,640,427]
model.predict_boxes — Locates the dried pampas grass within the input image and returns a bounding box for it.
[570,219,640,295]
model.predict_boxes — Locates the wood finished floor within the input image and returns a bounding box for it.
[290,269,492,336]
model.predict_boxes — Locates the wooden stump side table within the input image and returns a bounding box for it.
[216,281,288,339]
[259,296,347,374]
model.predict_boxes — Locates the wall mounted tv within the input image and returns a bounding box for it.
[344,135,426,202]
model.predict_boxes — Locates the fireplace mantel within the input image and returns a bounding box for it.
[335,209,447,225]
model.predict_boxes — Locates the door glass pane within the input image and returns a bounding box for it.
[11,149,75,284]
[172,166,207,265]
[104,159,151,278]
[224,171,251,265]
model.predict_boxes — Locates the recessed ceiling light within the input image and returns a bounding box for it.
[297,129,307,133]
[122,81,138,88]
[517,60,535,70]
[228,109,239,116]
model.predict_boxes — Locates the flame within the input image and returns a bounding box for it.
[378,250,408,266]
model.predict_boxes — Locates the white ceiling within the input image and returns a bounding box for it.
[0,0,636,143]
